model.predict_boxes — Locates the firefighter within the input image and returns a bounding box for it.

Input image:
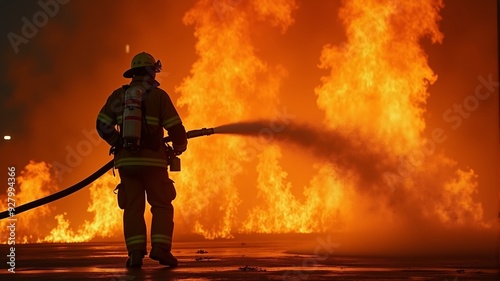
[96,52,187,268]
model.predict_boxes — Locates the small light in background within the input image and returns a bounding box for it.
[125,44,130,54]
[4,135,11,140]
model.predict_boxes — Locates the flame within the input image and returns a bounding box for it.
[434,169,486,226]
[315,0,488,229]
[174,0,296,238]
[40,172,121,242]
[1,0,492,245]
[241,147,353,233]
[316,0,443,154]
[0,162,58,242]
[0,162,121,243]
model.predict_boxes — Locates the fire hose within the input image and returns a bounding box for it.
[0,128,214,220]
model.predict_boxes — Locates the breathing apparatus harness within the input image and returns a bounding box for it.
[112,81,181,171]
[120,59,162,152]
[121,85,144,153]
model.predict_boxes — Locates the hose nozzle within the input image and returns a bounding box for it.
[186,128,214,139]
[163,127,214,143]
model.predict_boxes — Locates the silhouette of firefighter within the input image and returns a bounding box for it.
[96,52,187,268]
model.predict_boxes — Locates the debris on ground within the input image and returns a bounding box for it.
[195,256,213,261]
[239,265,266,272]
[196,249,208,254]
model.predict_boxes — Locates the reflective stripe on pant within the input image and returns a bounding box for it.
[118,166,176,255]
[126,234,147,248]
[151,234,172,248]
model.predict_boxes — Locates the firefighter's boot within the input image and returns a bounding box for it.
[126,250,144,268]
[150,247,178,267]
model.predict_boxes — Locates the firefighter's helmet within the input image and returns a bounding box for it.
[123,52,162,78]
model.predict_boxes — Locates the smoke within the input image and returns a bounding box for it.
[215,120,492,231]
[215,120,395,191]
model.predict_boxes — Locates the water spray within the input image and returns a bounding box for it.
[213,120,395,188]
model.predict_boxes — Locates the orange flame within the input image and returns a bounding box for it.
[40,172,121,242]
[1,0,492,244]
[434,169,486,226]
[315,0,488,229]
[174,0,297,239]
[316,0,444,154]
[0,162,121,243]
[16,162,57,218]
[241,147,353,233]
[0,162,58,243]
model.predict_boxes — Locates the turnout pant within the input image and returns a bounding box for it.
[118,166,176,255]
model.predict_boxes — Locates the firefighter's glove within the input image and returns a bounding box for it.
[173,143,187,156]
[109,137,124,155]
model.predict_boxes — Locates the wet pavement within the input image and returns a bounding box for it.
[0,241,498,281]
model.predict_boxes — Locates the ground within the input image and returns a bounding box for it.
[0,240,498,281]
